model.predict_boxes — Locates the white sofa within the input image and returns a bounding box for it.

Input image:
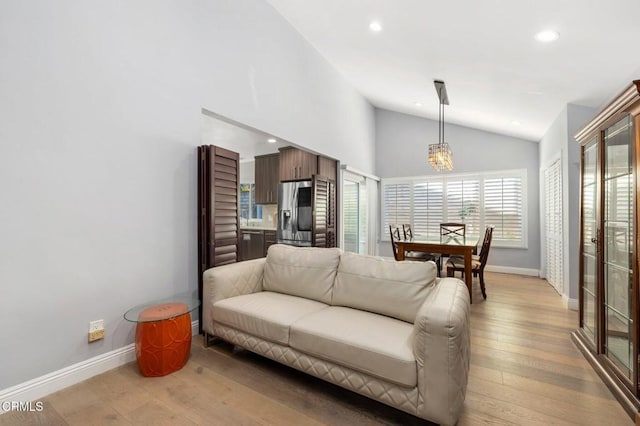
[202,244,470,425]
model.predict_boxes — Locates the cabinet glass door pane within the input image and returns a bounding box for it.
[581,138,598,343]
[603,115,633,378]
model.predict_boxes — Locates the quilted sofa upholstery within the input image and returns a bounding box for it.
[203,244,470,425]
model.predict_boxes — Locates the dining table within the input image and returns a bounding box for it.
[395,235,478,303]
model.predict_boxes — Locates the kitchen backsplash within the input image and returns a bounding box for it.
[246,204,277,228]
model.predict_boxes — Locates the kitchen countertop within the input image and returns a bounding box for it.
[240,226,277,231]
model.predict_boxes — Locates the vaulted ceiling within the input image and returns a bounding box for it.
[267,0,640,141]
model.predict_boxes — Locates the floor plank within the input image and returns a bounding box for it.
[0,272,633,425]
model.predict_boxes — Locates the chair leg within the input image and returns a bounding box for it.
[480,270,487,299]
[446,267,454,278]
[436,258,441,277]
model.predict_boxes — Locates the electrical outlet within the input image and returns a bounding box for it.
[88,319,105,342]
[88,329,105,342]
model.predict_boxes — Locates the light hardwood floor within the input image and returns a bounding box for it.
[0,272,632,425]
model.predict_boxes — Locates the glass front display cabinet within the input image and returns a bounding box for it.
[574,81,640,421]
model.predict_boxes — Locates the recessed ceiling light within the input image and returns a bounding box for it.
[415,102,423,107]
[267,138,277,144]
[369,21,382,32]
[511,120,521,126]
[535,30,559,42]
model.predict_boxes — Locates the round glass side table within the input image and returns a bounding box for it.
[124,295,200,377]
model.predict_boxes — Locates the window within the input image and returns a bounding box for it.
[383,182,411,235]
[382,169,527,248]
[239,183,262,222]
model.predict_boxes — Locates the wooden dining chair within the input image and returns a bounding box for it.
[402,224,441,276]
[389,224,403,261]
[389,225,439,274]
[446,226,494,299]
[439,222,467,261]
[440,223,466,238]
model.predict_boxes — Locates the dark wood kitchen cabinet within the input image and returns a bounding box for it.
[279,147,317,181]
[239,229,277,260]
[254,153,279,204]
[573,80,640,422]
[317,155,337,181]
[240,229,265,261]
[264,230,277,254]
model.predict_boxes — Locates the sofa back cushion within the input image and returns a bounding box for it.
[264,244,341,304]
[333,252,437,323]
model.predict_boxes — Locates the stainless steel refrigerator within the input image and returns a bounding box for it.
[277,180,312,246]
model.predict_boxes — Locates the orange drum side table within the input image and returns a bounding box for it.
[124,296,200,377]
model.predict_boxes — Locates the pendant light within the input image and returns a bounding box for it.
[428,80,453,171]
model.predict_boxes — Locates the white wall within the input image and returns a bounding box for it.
[240,161,256,185]
[539,104,596,306]
[0,0,375,389]
[566,105,598,301]
[375,108,540,271]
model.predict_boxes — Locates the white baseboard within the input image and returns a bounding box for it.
[0,320,200,413]
[0,344,136,414]
[562,295,579,311]
[485,265,540,277]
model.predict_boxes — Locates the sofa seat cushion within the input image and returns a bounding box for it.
[289,306,416,388]
[212,292,328,345]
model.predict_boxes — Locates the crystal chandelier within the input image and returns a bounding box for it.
[428,80,453,171]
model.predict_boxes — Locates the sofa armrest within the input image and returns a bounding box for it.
[412,277,470,426]
[202,258,266,334]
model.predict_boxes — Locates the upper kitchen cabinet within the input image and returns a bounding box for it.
[279,147,317,181]
[317,155,337,181]
[255,153,279,204]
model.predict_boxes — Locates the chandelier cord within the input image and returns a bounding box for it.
[438,88,442,145]
[441,87,444,145]
[438,86,444,144]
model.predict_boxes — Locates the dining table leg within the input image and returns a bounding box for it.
[464,249,473,304]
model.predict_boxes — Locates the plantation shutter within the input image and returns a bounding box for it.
[446,179,481,239]
[381,169,527,248]
[413,181,444,238]
[484,176,524,244]
[383,182,411,233]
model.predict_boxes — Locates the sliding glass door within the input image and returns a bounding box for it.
[342,168,380,255]
[343,173,368,254]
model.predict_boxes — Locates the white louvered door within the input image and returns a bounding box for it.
[544,159,563,294]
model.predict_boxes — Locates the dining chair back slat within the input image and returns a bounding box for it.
[440,223,466,238]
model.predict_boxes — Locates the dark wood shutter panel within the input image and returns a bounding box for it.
[312,175,336,248]
[197,145,240,333]
[327,180,336,248]
[312,176,328,247]
[209,146,240,266]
